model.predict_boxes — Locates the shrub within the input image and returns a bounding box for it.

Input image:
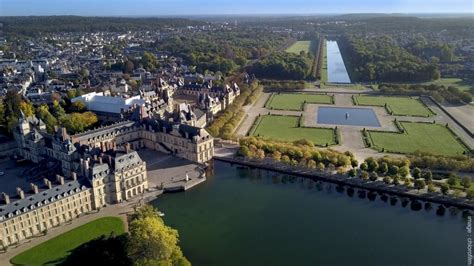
[440,183,450,195]
[369,172,379,181]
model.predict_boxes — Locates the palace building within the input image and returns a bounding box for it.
[0,110,214,248]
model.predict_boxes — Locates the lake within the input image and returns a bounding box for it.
[327,40,351,83]
[152,161,466,266]
[317,106,381,127]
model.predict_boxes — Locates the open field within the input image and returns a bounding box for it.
[286,41,316,54]
[265,93,333,111]
[354,95,434,117]
[367,122,468,156]
[423,78,474,94]
[11,217,125,265]
[250,115,336,146]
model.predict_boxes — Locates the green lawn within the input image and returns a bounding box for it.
[286,41,316,54]
[251,115,336,146]
[320,41,328,84]
[368,122,467,156]
[355,95,433,117]
[11,217,125,265]
[266,93,333,111]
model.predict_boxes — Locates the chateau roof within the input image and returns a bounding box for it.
[0,178,90,222]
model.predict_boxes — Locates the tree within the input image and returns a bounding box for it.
[52,100,66,118]
[399,166,410,178]
[360,171,369,180]
[461,176,471,189]
[360,162,368,171]
[256,149,265,160]
[440,183,450,195]
[427,183,436,193]
[37,105,58,133]
[412,167,422,179]
[71,101,87,112]
[369,172,378,181]
[378,162,388,174]
[467,188,474,200]
[414,179,426,192]
[365,157,378,172]
[60,112,98,134]
[348,168,357,177]
[272,151,282,161]
[388,165,399,176]
[422,170,433,183]
[447,174,459,186]
[392,175,400,185]
[383,176,391,184]
[351,159,358,168]
[127,205,190,266]
[20,101,35,117]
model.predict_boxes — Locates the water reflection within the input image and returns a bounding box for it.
[233,165,468,219]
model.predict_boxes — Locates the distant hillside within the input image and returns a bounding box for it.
[0,16,206,36]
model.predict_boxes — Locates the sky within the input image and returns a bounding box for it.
[1,0,473,16]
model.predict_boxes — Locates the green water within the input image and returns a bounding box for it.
[152,161,467,266]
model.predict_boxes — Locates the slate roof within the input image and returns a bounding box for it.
[0,178,90,222]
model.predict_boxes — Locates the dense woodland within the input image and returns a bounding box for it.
[339,35,440,82]
[153,30,287,75]
[252,52,313,80]
[0,16,204,36]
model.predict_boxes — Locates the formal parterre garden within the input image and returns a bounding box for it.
[249,115,337,146]
[285,40,316,54]
[353,95,434,117]
[11,217,125,265]
[265,93,333,111]
[365,121,469,156]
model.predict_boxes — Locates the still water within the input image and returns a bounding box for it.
[152,161,466,266]
[317,106,381,127]
[327,40,351,83]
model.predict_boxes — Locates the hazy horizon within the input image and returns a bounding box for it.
[1,0,473,17]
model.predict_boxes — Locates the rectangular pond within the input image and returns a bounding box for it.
[326,40,351,83]
[317,106,381,127]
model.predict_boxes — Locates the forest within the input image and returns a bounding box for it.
[251,52,313,80]
[339,35,440,82]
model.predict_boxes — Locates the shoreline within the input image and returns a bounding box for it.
[214,156,474,211]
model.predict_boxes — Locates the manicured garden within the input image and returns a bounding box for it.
[286,40,316,54]
[367,122,468,156]
[266,93,333,111]
[11,217,125,265]
[354,95,434,117]
[250,115,336,146]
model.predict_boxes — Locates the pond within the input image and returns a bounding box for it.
[152,161,466,266]
[317,106,381,127]
[326,40,351,83]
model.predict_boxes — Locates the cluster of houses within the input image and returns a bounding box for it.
[0,30,244,249]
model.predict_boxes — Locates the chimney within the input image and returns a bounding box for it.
[56,174,65,185]
[43,178,52,189]
[71,172,77,181]
[61,127,68,139]
[80,158,84,175]
[124,143,131,153]
[30,183,39,194]
[1,193,10,204]
[84,158,90,175]
[16,187,25,199]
